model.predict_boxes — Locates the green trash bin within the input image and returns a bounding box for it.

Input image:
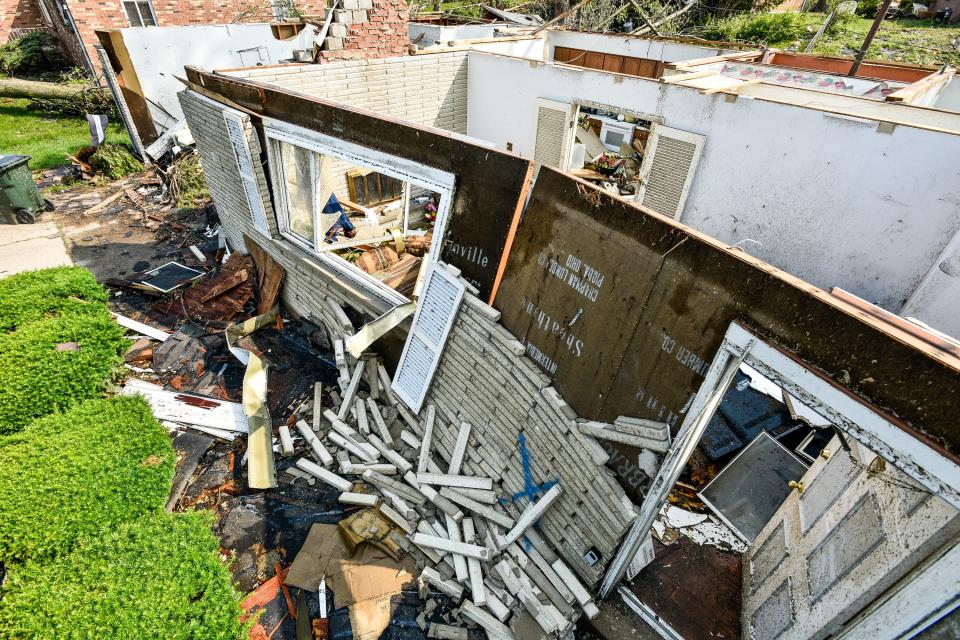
[0,155,52,224]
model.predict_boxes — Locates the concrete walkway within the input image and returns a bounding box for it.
[0,221,72,278]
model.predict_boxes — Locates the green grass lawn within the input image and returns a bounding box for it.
[694,13,960,67]
[0,98,128,171]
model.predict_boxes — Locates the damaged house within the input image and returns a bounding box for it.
[177,29,960,640]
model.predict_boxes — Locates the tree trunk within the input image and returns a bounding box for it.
[0,78,105,101]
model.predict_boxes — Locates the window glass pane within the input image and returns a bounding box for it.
[123,2,143,26]
[279,143,314,243]
[137,2,156,25]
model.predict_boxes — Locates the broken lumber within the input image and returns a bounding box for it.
[112,312,171,342]
[296,459,352,492]
[410,533,491,561]
[416,473,493,491]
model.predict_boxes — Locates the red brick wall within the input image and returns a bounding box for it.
[317,0,409,61]
[62,0,329,75]
[0,0,47,42]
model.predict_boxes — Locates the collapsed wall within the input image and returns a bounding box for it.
[421,292,636,585]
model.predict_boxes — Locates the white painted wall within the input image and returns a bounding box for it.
[408,22,505,45]
[466,52,960,337]
[117,23,317,133]
[933,76,960,112]
[464,37,546,59]
[544,30,738,62]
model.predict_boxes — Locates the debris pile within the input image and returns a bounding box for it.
[254,321,603,640]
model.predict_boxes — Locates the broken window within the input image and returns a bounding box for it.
[122,0,157,27]
[267,132,452,302]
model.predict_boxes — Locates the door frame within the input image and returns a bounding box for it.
[601,320,960,597]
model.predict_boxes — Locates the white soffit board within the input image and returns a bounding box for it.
[637,124,705,219]
[533,98,576,170]
[223,109,270,235]
[393,265,465,413]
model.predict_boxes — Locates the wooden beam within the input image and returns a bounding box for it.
[886,68,955,104]
[661,69,721,84]
[700,78,764,95]
[665,50,764,70]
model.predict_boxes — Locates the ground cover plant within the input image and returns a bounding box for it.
[0,396,175,562]
[0,268,126,434]
[0,512,246,640]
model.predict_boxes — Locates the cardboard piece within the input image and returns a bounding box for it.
[286,524,415,640]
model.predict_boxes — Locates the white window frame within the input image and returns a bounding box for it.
[601,320,960,597]
[263,118,457,308]
[121,0,157,27]
[222,109,271,239]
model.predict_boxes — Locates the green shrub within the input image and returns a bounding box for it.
[0,396,174,562]
[0,512,245,640]
[699,12,810,44]
[0,266,109,333]
[856,0,881,16]
[0,308,125,434]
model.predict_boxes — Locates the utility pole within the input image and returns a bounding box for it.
[848,0,894,76]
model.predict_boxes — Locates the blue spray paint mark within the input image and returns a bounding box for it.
[502,433,559,508]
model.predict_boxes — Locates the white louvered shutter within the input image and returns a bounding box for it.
[223,109,270,235]
[533,98,577,170]
[637,125,706,219]
[392,265,465,413]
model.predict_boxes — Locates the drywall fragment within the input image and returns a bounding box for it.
[380,502,413,534]
[296,458,352,492]
[500,484,563,548]
[312,382,323,432]
[417,473,493,491]
[448,422,472,474]
[329,431,375,463]
[460,600,514,640]
[339,492,378,507]
[551,558,600,619]
[410,533,491,561]
[356,398,370,434]
[440,488,514,528]
[362,469,426,504]
[462,518,486,606]
[366,433,412,472]
[278,425,294,456]
[421,566,465,599]
[338,360,366,421]
[296,419,333,466]
[418,404,435,473]
[366,398,394,444]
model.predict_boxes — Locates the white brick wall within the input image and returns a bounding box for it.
[223,52,469,134]
[421,295,637,587]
